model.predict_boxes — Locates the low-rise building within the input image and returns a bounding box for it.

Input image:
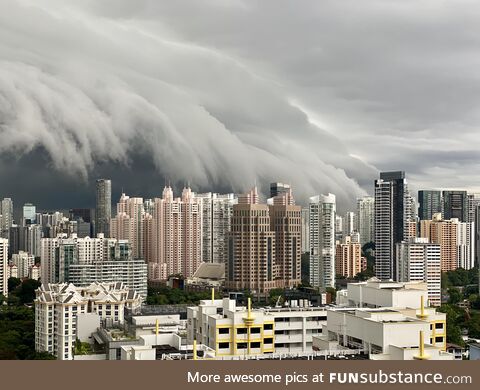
[187,297,327,358]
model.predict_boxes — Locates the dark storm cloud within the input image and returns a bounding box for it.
[1,0,479,213]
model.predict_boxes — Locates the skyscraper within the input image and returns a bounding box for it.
[443,190,468,222]
[270,182,291,198]
[226,187,276,293]
[22,203,36,225]
[0,238,7,297]
[195,192,237,264]
[150,187,202,280]
[356,196,374,245]
[374,171,412,280]
[309,193,336,288]
[301,207,310,253]
[0,198,13,238]
[335,234,362,278]
[418,190,442,221]
[95,179,112,236]
[396,237,441,306]
[269,189,302,288]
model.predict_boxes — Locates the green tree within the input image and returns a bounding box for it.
[447,287,462,305]
[8,277,21,293]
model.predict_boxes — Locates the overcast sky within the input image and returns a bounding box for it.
[1,0,480,212]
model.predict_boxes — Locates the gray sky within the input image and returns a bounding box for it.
[1,0,479,211]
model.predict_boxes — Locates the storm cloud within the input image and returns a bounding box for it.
[1,0,479,211]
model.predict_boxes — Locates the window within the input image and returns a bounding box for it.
[251,342,261,348]
[435,323,444,329]
[218,328,229,334]
[264,338,273,344]
[237,328,247,335]
[435,336,444,343]
[219,342,230,349]
[264,324,273,330]
[251,327,261,334]
[237,343,247,349]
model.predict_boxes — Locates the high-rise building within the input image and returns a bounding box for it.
[150,187,202,280]
[309,193,336,288]
[195,192,237,264]
[226,187,276,293]
[344,211,356,236]
[356,196,374,245]
[418,190,442,221]
[22,203,36,225]
[0,238,7,297]
[301,207,310,253]
[335,234,362,278]
[270,182,291,199]
[443,190,468,222]
[8,225,20,255]
[95,179,112,236]
[0,198,13,238]
[110,193,145,259]
[396,237,441,306]
[20,224,43,257]
[35,282,142,360]
[420,214,475,271]
[374,171,412,280]
[334,215,343,241]
[12,251,35,279]
[269,189,302,288]
[40,234,147,297]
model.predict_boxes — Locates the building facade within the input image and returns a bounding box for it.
[356,196,374,245]
[0,238,7,296]
[335,235,362,278]
[309,194,336,288]
[95,179,112,236]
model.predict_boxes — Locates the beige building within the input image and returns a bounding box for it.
[269,189,302,288]
[226,187,276,293]
[335,235,362,278]
[0,238,7,296]
[150,186,202,280]
[420,213,474,271]
[12,251,35,279]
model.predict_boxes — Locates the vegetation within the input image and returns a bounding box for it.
[0,277,55,360]
[441,267,478,289]
[146,286,212,305]
[74,339,93,355]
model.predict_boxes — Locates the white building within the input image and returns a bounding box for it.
[195,192,237,264]
[0,198,13,238]
[309,194,336,288]
[12,251,35,279]
[344,211,356,236]
[356,196,374,245]
[336,278,429,309]
[301,207,310,253]
[29,264,40,281]
[35,282,142,360]
[187,297,327,358]
[0,238,8,296]
[313,306,452,360]
[396,238,441,306]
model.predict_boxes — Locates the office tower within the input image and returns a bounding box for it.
[195,192,237,264]
[420,214,474,271]
[110,193,145,259]
[12,251,35,279]
[69,208,93,237]
[270,182,291,198]
[150,186,202,280]
[443,190,468,222]
[309,193,336,288]
[226,187,276,293]
[35,282,142,360]
[0,198,13,238]
[344,211,356,236]
[40,234,147,296]
[69,208,92,224]
[8,225,20,255]
[374,171,412,281]
[301,207,310,253]
[269,189,302,288]
[0,238,7,297]
[396,237,441,306]
[335,234,362,278]
[22,203,36,225]
[356,196,375,245]
[95,179,112,236]
[418,190,442,221]
[21,224,42,257]
[468,193,480,265]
